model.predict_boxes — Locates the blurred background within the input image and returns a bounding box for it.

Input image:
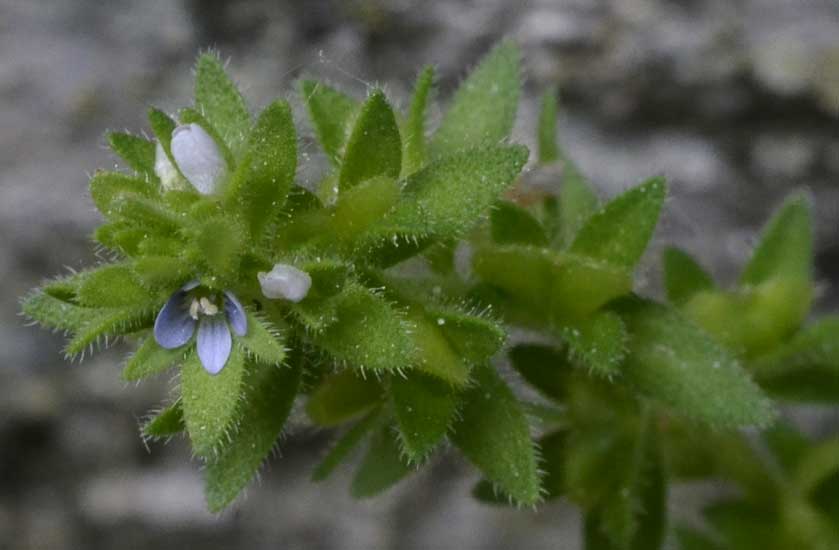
[2,0,839,548]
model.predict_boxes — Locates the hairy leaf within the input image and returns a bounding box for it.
[351,424,414,498]
[77,264,155,308]
[430,40,520,157]
[89,171,156,219]
[238,312,285,366]
[181,346,247,457]
[618,298,775,428]
[123,336,186,381]
[490,201,549,246]
[391,372,459,462]
[107,132,157,180]
[143,403,185,438]
[561,311,627,378]
[312,409,381,482]
[229,99,297,236]
[450,364,541,506]
[300,79,358,164]
[306,368,383,427]
[402,66,435,176]
[740,193,812,287]
[339,90,402,191]
[380,145,528,239]
[312,285,416,372]
[194,53,251,152]
[570,177,666,270]
[205,361,300,512]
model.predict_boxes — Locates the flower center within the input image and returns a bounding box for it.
[188,295,220,320]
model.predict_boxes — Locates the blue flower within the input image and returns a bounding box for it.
[153,281,247,375]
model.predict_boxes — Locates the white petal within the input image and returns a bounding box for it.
[258,264,312,303]
[170,123,226,195]
[154,142,181,191]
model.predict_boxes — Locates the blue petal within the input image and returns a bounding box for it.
[197,316,232,375]
[224,291,247,337]
[154,290,196,349]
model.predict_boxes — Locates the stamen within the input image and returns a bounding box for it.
[189,298,200,320]
[199,296,219,316]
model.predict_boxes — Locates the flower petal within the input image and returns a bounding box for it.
[257,263,312,303]
[223,291,247,336]
[197,316,232,375]
[170,123,226,195]
[154,290,196,349]
[154,141,180,191]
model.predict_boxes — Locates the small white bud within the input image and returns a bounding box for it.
[170,123,226,195]
[258,264,312,303]
[154,142,181,191]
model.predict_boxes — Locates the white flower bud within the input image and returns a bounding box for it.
[170,123,226,195]
[154,142,181,191]
[258,264,312,303]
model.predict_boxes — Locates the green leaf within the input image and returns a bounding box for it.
[331,176,400,245]
[473,245,632,323]
[312,285,416,372]
[229,99,297,236]
[474,429,568,505]
[618,298,775,428]
[238,312,286,366]
[300,79,359,164]
[408,309,471,386]
[740,193,812,287]
[402,65,435,176]
[89,171,156,219]
[509,344,570,402]
[339,90,402,191]
[107,132,157,179]
[312,409,381,482]
[21,291,87,332]
[490,201,549,246]
[450,364,541,506]
[77,264,155,308]
[132,256,191,291]
[143,403,185,438]
[351,424,414,498]
[538,87,559,164]
[123,337,185,381]
[430,40,520,157]
[148,107,178,165]
[682,280,812,357]
[561,311,628,378]
[205,361,301,512]
[111,194,182,231]
[380,145,528,239]
[391,372,459,462]
[306,369,383,427]
[181,346,247,457]
[663,247,714,305]
[191,216,245,283]
[557,164,599,248]
[64,306,154,358]
[753,316,839,402]
[426,306,506,366]
[570,177,667,270]
[194,53,251,152]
